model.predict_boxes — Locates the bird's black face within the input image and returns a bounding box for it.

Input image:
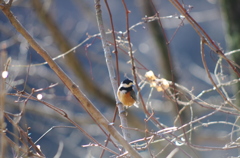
[119,78,133,93]
[122,79,133,87]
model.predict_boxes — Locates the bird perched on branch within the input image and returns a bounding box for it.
[117,78,136,107]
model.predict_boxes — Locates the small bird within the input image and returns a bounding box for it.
[117,78,136,107]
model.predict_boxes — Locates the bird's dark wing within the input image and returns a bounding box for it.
[130,90,136,101]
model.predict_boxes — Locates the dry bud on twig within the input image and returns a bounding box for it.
[145,71,169,92]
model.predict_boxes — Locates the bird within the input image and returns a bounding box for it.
[117,78,136,107]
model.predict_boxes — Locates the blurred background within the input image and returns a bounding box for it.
[1,0,240,157]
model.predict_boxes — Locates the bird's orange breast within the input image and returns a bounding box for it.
[117,91,135,106]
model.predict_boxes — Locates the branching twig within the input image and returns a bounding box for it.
[8,92,118,155]
[1,4,141,157]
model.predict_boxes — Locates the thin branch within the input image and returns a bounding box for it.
[0,46,7,158]
[200,38,240,111]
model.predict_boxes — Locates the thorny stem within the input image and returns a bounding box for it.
[121,0,148,115]
[121,0,168,131]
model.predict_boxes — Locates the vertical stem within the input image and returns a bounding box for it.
[94,0,131,142]
[0,49,7,158]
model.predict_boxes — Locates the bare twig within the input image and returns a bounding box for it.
[200,38,240,111]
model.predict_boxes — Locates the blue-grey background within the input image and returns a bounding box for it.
[1,0,238,157]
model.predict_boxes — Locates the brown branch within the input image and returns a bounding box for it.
[168,0,240,77]
[31,0,115,106]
